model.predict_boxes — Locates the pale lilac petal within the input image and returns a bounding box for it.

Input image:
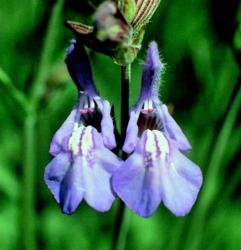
[95,147,122,173]
[160,149,203,216]
[72,126,119,211]
[113,153,163,217]
[44,152,71,202]
[113,132,163,217]
[160,104,192,152]
[49,108,77,156]
[123,111,139,154]
[92,127,122,173]
[59,156,85,214]
[82,159,116,212]
[100,100,116,149]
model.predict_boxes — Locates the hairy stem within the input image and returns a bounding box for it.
[112,64,131,250]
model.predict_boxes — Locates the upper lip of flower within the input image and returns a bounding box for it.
[70,40,117,149]
[122,41,192,154]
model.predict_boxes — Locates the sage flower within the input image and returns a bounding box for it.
[44,40,122,214]
[112,42,203,217]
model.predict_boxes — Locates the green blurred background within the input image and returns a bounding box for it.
[0,0,241,249]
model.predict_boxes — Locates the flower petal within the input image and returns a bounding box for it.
[77,126,120,211]
[160,149,203,216]
[82,159,116,212]
[100,100,116,149]
[59,156,85,214]
[113,153,163,217]
[49,108,77,156]
[44,152,71,203]
[123,110,139,153]
[160,104,192,152]
[92,127,122,172]
[65,40,98,97]
[113,131,163,217]
[138,41,164,102]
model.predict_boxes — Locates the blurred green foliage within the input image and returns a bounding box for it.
[0,0,241,250]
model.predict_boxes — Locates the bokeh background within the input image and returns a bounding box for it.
[0,0,241,249]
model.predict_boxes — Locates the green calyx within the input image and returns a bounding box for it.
[122,0,137,23]
[113,27,145,65]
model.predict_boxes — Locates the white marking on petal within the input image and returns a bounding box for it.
[80,126,95,169]
[144,130,170,167]
[145,130,156,154]
[153,130,169,161]
[81,126,94,156]
[141,99,156,114]
[144,130,156,167]
[68,123,85,155]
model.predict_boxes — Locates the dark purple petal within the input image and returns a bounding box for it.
[49,108,77,156]
[59,156,85,214]
[65,40,98,97]
[160,148,203,216]
[44,152,71,203]
[123,111,139,153]
[159,104,192,152]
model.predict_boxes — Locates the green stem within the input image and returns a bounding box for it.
[120,64,131,142]
[21,1,64,249]
[112,64,131,250]
[30,0,65,109]
[23,110,37,250]
[115,206,131,250]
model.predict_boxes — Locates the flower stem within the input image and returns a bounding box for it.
[112,64,131,250]
[120,64,131,144]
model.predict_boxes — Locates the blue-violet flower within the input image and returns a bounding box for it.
[112,42,203,217]
[44,40,122,214]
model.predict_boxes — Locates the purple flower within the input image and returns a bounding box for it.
[112,42,203,217]
[44,40,122,214]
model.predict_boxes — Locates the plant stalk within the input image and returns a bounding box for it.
[112,64,131,250]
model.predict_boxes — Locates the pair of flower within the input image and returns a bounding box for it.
[44,40,203,217]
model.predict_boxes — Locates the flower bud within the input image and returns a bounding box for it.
[65,0,161,65]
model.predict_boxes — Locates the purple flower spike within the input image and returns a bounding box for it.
[113,42,203,217]
[45,40,121,214]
